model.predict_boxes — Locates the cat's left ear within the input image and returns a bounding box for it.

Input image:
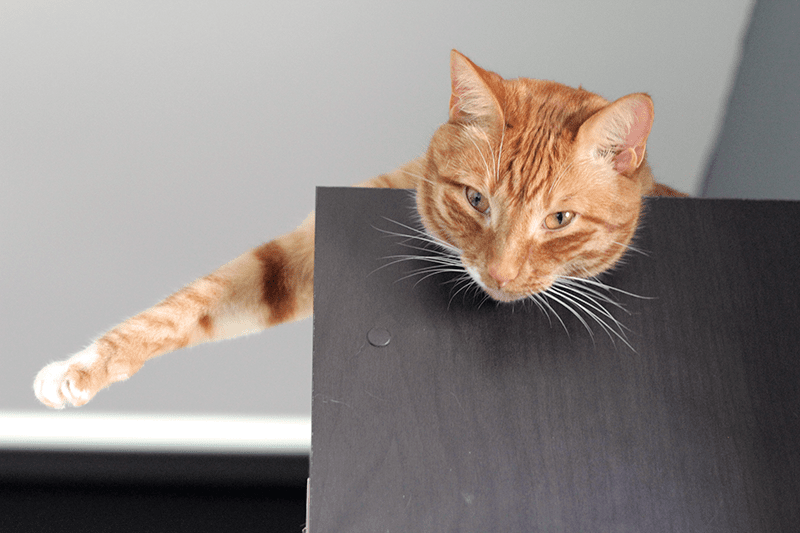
[448,50,505,132]
[577,93,654,177]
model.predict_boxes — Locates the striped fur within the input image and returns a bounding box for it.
[34,51,685,409]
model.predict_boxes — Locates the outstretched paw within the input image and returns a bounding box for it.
[34,345,105,409]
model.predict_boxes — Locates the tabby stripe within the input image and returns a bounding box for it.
[546,230,595,255]
[437,175,464,189]
[198,314,214,335]
[254,241,296,326]
[444,200,481,236]
[370,174,395,188]
[147,315,178,330]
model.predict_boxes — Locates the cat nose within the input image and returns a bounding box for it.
[487,261,519,288]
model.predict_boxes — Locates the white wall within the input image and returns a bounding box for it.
[1,1,753,432]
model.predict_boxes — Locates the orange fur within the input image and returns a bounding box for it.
[34,50,686,409]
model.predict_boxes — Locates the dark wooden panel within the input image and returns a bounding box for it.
[310,188,800,532]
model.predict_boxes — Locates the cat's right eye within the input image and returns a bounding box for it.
[465,187,490,214]
[544,211,575,230]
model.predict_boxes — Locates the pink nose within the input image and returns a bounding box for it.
[487,262,519,288]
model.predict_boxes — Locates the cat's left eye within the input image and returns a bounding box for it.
[544,211,575,230]
[465,187,490,214]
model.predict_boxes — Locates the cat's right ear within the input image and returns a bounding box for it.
[448,50,504,130]
[577,93,654,178]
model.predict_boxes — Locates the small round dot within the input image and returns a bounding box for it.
[367,327,391,347]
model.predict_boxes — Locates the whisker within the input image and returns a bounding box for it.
[373,226,441,246]
[545,284,636,351]
[495,121,506,183]
[465,132,494,182]
[372,251,461,274]
[527,292,546,316]
[386,253,461,265]
[373,217,475,300]
[551,284,630,333]
[382,247,461,263]
[404,268,469,286]
[613,241,650,257]
[554,290,626,343]
[548,160,576,196]
[559,275,652,300]
[377,218,460,255]
[541,288,596,341]
[401,169,434,186]
[475,291,493,309]
[464,126,498,182]
[529,292,567,333]
[375,256,462,276]
[555,278,631,314]
[448,275,479,308]
[442,272,475,287]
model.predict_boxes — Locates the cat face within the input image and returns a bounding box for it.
[416,51,655,303]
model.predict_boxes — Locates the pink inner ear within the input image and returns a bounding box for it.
[614,149,635,174]
[623,99,653,161]
[613,97,653,175]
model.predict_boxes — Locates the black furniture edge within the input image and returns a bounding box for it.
[0,449,309,488]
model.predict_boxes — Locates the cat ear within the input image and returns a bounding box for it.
[577,93,654,177]
[449,50,504,129]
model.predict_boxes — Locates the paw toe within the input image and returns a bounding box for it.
[34,361,70,409]
[34,358,95,409]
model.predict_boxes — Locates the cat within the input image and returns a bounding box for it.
[34,50,685,409]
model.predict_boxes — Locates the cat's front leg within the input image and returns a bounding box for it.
[33,270,229,408]
[34,214,315,408]
[33,269,243,408]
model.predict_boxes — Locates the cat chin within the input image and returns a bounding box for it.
[482,287,528,303]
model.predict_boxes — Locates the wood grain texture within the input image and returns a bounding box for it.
[309,188,800,532]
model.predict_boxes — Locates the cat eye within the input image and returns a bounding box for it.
[465,187,490,214]
[544,211,575,230]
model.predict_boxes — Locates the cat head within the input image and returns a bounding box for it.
[416,50,656,303]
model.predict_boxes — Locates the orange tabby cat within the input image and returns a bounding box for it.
[34,50,685,409]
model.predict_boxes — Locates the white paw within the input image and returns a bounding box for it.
[34,345,99,409]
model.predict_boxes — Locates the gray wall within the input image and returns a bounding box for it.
[2,1,753,419]
[703,0,800,199]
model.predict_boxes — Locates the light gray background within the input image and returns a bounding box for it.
[3,1,753,418]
